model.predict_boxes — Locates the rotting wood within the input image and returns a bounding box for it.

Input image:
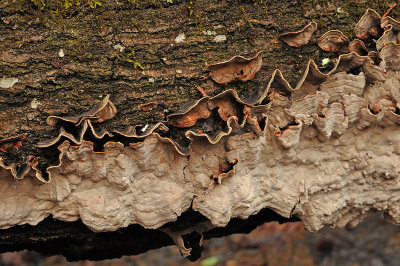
[1,0,400,262]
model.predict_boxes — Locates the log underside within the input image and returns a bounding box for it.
[0,208,298,261]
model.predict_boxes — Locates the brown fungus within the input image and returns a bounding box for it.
[3,8,400,258]
[292,60,327,98]
[0,133,26,152]
[348,39,369,56]
[354,9,382,40]
[208,90,247,123]
[332,53,384,83]
[275,120,303,149]
[185,116,240,145]
[36,120,113,148]
[279,22,318,48]
[381,16,400,31]
[114,122,168,138]
[37,95,117,148]
[265,70,295,98]
[379,41,400,72]
[320,72,366,103]
[208,51,263,84]
[167,98,211,128]
[318,30,349,53]
[367,51,380,65]
[376,26,399,51]
[313,103,348,140]
[0,155,46,182]
[46,95,117,127]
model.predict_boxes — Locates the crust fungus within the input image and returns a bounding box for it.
[0,155,46,182]
[349,39,369,56]
[379,41,400,72]
[2,8,400,261]
[167,98,211,128]
[207,51,263,84]
[37,95,116,148]
[354,9,383,40]
[292,60,327,98]
[318,30,349,53]
[114,122,168,138]
[376,26,399,51]
[279,22,318,47]
[46,95,116,127]
[381,16,400,31]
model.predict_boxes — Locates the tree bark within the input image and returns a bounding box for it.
[0,0,399,261]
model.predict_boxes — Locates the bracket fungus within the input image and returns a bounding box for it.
[381,16,400,31]
[207,51,263,84]
[36,95,117,148]
[318,30,349,53]
[355,9,383,40]
[349,39,369,56]
[2,8,400,261]
[279,22,318,48]
[376,26,399,51]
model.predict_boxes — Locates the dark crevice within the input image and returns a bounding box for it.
[395,106,400,115]
[201,109,228,136]
[347,66,362,75]
[319,60,335,74]
[279,120,298,131]
[258,116,267,130]
[181,231,204,261]
[0,207,299,262]
[368,104,381,115]
[212,159,238,183]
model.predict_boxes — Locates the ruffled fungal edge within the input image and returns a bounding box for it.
[317,30,349,53]
[279,21,318,48]
[1,9,400,260]
[207,51,263,84]
[354,9,382,40]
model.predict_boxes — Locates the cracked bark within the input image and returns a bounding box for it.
[0,0,399,261]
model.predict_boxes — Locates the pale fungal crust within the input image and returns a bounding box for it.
[2,8,400,259]
[317,30,349,53]
[207,51,263,84]
[0,136,193,232]
[279,22,318,48]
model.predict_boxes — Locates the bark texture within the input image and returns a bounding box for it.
[1,0,400,261]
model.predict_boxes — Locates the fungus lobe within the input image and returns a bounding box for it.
[208,51,263,84]
[279,22,318,48]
